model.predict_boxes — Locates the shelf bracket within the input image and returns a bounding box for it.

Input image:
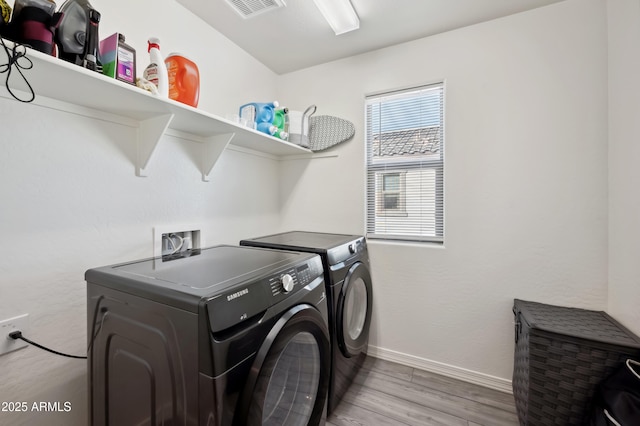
[136,114,175,177]
[202,133,235,181]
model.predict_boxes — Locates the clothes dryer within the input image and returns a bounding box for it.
[86,245,330,426]
[240,232,373,414]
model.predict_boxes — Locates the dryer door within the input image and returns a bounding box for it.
[337,262,373,357]
[234,304,330,426]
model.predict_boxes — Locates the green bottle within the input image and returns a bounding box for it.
[273,108,289,140]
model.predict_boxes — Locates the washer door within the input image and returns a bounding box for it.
[235,304,330,426]
[337,262,373,358]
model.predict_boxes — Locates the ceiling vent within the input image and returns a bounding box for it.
[225,0,286,19]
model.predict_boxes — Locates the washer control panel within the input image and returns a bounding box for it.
[206,254,323,333]
[281,274,294,292]
[266,255,322,299]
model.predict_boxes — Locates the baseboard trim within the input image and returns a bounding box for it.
[368,345,513,394]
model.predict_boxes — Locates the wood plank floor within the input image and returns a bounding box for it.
[327,357,520,426]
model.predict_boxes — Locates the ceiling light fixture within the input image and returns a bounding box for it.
[312,0,359,35]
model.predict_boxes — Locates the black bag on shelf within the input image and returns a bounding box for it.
[3,6,62,55]
[588,358,640,426]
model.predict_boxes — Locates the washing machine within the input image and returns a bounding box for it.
[85,245,330,426]
[240,232,373,413]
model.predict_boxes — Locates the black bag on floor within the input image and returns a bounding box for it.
[589,358,640,425]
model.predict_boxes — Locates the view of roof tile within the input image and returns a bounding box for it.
[372,127,440,157]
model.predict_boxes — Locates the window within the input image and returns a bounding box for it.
[366,83,444,243]
[378,172,407,216]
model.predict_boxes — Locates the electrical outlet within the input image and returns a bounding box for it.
[0,314,29,356]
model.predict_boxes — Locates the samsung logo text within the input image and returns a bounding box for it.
[227,288,249,301]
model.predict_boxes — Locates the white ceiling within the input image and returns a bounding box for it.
[177,0,565,75]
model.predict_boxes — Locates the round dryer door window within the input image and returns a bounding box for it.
[337,262,373,358]
[345,277,368,340]
[238,305,330,426]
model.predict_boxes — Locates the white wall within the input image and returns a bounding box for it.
[607,0,640,336]
[0,0,279,425]
[277,0,609,384]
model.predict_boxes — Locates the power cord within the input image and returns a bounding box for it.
[167,233,184,255]
[0,37,35,103]
[8,330,87,359]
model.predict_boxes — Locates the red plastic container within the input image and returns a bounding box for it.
[165,53,200,108]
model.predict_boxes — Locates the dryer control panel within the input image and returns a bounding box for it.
[327,237,366,266]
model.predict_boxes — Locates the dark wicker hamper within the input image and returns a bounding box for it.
[512,299,640,426]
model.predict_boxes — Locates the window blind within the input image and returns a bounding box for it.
[365,83,444,243]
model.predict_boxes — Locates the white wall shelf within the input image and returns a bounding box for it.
[0,39,312,180]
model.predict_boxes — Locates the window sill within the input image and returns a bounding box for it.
[375,211,409,218]
[366,236,444,248]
